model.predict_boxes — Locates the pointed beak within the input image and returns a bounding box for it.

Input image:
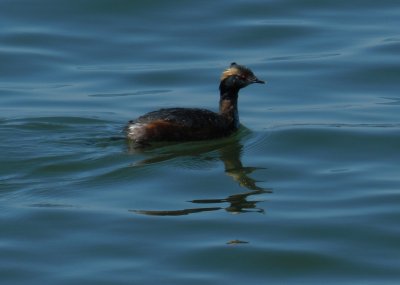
[252,77,266,84]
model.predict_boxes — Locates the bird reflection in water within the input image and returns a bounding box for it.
[128,129,271,216]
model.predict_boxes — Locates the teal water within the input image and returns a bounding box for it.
[1,0,400,284]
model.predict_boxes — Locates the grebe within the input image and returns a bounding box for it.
[126,63,265,145]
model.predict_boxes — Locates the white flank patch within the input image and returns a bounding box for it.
[127,123,146,140]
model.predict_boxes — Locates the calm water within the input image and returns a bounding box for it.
[1,0,400,284]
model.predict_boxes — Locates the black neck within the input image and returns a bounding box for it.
[219,80,240,129]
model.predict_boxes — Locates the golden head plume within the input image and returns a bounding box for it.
[220,62,255,82]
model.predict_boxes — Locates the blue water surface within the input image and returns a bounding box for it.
[1,0,400,284]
